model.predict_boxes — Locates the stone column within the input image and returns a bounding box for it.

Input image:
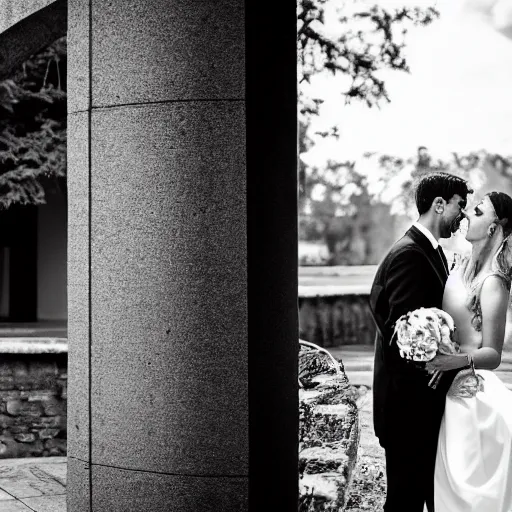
[67,1,297,510]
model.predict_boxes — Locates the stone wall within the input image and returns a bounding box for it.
[299,295,376,347]
[299,342,360,511]
[0,351,67,458]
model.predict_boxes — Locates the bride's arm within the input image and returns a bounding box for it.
[426,276,509,372]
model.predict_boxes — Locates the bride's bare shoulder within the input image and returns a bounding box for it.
[480,274,510,312]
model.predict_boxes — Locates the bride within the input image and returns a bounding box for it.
[425,191,512,512]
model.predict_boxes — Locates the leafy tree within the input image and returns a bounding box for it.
[297,1,445,264]
[297,0,440,204]
[299,147,512,265]
[0,37,66,208]
[369,149,512,217]
[297,0,439,119]
[299,156,404,265]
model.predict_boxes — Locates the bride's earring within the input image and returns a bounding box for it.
[489,226,496,238]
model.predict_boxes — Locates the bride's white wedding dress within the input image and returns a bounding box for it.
[435,266,512,511]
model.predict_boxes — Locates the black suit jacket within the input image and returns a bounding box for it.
[369,225,456,445]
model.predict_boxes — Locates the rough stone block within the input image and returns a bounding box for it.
[10,426,29,435]
[0,436,43,458]
[299,343,360,511]
[41,416,62,428]
[0,363,13,375]
[300,473,349,510]
[41,397,64,416]
[14,433,36,444]
[0,415,15,428]
[0,376,15,390]
[300,446,350,475]
[0,391,20,400]
[58,379,67,400]
[28,391,56,401]
[38,428,60,440]
[44,438,66,456]
[7,401,43,418]
[6,400,22,416]
[11,361,29,378]
[0,436,24,458]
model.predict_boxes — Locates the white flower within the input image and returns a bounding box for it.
[393,307,459,363]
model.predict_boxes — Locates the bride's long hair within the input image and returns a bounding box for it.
[462,191,512,331]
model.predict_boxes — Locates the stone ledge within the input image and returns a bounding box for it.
[299,343,361,511]
[299,285,370,298]
[299,266,378,277]
[0,338,68,354]
[300,445,349,474]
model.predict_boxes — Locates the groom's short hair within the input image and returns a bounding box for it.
[415,172,472,215]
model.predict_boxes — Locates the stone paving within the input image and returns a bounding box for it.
[0,457,66,511]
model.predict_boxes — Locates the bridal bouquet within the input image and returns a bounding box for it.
[392,307,460,389]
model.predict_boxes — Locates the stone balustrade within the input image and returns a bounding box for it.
[299,295,376,347]
[299,266,377,348]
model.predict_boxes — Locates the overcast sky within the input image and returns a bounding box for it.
[303,0,512,166]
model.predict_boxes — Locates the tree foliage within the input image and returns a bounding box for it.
[300,145,512,264]
[0,37,66,208]
[297,0,439,118]
[369,149,512,216]
[299,156,387,265]
[297,0,441,210]
[298,1,512,265]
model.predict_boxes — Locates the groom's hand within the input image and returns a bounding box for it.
[426,353,468,372]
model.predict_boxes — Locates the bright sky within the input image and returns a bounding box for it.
[303,0,512,166]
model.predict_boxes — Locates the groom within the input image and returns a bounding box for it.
[369,172,473,512]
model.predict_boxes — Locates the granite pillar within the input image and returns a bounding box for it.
[67,1,297,510]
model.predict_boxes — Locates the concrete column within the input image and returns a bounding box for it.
[67,1,297,510]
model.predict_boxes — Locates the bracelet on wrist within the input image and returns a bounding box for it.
[464,353,473,370]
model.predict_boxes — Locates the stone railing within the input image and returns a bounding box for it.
[0,338,67,458]
[299,266,377,347]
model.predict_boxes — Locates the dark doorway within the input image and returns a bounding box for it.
[0,204,38,321]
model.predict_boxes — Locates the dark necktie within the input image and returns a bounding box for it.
[437,246,449,277]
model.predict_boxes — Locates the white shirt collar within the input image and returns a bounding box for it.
[413,222,439,249]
